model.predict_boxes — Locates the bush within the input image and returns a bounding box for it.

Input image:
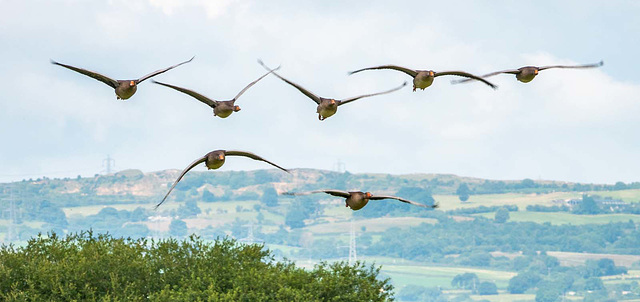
[477,281,498,295]
[494,207,510,223]
[0,232,393,301]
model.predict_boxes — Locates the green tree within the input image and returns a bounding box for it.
[130,207,148,222]
[261,186,279,207]
[477,281,498,295]
[451,273,479,290]
[521,178,535,188]
[202,190,217,202]
[0,232,392,301]
[575,194,599,214]
[614,181,627,190]
[456,183,471,202]
[169,219,188,237]
[285,207,306,229]
[535,281,562,302]
[585,277,605,291]
[508,272,541,294]
[494,207,510,223]
[176,199,201,218]
[398,285,442,301]
[254,170,278,184]
[396,186,435,204]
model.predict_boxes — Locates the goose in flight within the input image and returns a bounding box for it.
[348,64,497,91]
[259,60,406,121]
[157,149,289,208]
[282,189,438,211]
[452,61,604,84]
[152,65,279,118]
[51,56,194,100]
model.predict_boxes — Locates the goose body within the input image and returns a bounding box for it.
[156,149,289,208]
[51,57,194,100]
[413,71,436,90]
[258,60,406,121]
[282,190,438,211]
[153,66,278,118]
[452,61,604,84]
[348,65,497,91]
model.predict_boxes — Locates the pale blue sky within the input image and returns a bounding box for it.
[0,0,638,184]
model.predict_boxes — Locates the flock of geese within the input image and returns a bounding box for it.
[51,57,604,211]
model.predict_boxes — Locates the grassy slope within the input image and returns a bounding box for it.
[474,211,640,225]
[381,264,516,288]
[30,187,640,301]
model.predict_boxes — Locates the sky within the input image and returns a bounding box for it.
[0,0,639,184]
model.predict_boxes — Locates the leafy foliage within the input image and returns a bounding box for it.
[0,232,393,301]
[494,207,510,223]
[477,281,498,295]
[508,272,542,294]
[176,199,201,218]
[168,219,188,237]
[451,273,479,290]
[456,183,471,202]
[260,186,279,207]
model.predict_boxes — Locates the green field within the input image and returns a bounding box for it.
[274,254,518,292]
[589,189,640,202]
[304,217,437,234]
[18,187,640,302]
[63,200,263,217]
[467,293,583,302]
[434,192,581,211]
[436,189,640,211]
[474,211,640,225]
[63,203,148,216]
[548,252,640,267]
[380,264,516,289]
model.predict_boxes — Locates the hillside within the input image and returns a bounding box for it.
[2,168,638,206]
[2,169,640,301]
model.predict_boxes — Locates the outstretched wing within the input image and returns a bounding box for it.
[233,65,281,101]
[451,69,520,84]
[152,80,218,108]
[435,71,497,89]
[136,56,194,83]
[155,155,207,209]
[339,82,407,106]
[281,189,351,198]
[258,59,321,104]
[348,65,418,78]
[51,60,119,88]
[224,150,289,173]
[538,60,603,71]
[369,194,439,209]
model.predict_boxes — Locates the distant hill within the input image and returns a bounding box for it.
[2,168,640,301]
[0,169,638,208]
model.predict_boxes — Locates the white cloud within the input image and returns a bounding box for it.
[148,0,237,18]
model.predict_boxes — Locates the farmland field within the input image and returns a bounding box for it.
[474,211,640,225]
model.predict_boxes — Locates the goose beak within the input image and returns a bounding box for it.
[429,71,435,77]
[218,155,224,160]
[365,192,372,198]
[129,80,135,86]
[330,99,336,105]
